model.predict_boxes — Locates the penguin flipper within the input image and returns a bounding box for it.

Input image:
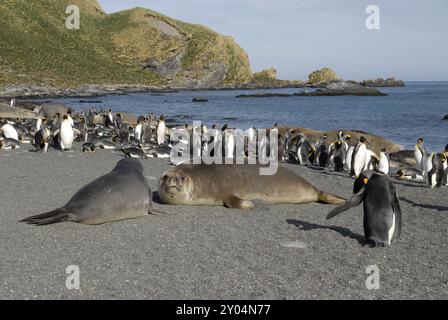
[19,207,71,225]
[391,193,402,239]
[326,192,364,219]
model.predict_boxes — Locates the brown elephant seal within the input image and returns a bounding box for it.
[158,164,346,209]
[20,159,153,225]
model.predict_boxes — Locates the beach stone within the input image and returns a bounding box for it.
[280,240,307,249]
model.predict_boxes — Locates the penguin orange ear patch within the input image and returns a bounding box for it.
[363,178,369,185]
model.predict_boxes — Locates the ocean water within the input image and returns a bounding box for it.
[50,81,448,152]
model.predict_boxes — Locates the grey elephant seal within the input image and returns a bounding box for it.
[158,164,346,209]
[20,159,153,225]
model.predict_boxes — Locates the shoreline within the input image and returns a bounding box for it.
[0,80,410,100]
[0,83,307,100]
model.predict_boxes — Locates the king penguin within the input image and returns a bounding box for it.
[428,152,448,188]
[351,136,368,178]
[54,115,80,150]
[157,115,166,145]
[332,140,346,172]
[326,171,402,247]
[414,138,428,175]
[378,148,390,175]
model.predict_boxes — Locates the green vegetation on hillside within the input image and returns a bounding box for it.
[0,0,252,88]
[307,67,338,85]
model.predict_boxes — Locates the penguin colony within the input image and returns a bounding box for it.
[1,100,447,247]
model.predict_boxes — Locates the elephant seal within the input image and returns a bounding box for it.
[20,159,153,225]
[158,164,346,209]
[0,103,42,119]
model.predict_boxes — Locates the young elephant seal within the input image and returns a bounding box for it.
[20,159,153,225]
[158,164,346,209]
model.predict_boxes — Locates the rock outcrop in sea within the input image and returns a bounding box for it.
[298,81,387,96]
[362,77,405,87]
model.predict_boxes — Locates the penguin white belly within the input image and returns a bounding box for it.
[388,214,396,246]
[36,118,42,131]
[426,153,434,183]
[134,124,142,142]
[157,122,166,145]
[345,146,354,171]
[364,149,375,170]
[353,144,367,176]
[421,154,428,176]
[443,160,448,186]
[60,122,74,150]
[297,146,303,164]
[1,124,18,141]
[226,134,235,158]
[378,153,389,175]
[414,146,423,168]
[415,174,424,182]
[430,172,437,188]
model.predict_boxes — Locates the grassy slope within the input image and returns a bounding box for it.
[0,0,252,87]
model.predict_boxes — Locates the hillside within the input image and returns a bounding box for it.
[0,0,253,90]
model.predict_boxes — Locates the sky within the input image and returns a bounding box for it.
[98,0,448,81]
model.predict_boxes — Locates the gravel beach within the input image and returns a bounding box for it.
[0,143,447,299]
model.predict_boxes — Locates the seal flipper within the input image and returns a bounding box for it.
[326,192,364,219]
[19,207,72,225]
[224,196,254,209]
[317,191,346,205]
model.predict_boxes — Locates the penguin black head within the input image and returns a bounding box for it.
[67,109,72,115]
[353,172,372,195]
[397,170,404,178]
[445,144,448,152]
[345,135,351,142]
[55,113,60,117]
[360,136,367,143]
[417,138,424,144]
[440,153,447,163]
[63,114,68,120]
[381,147,387,152]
